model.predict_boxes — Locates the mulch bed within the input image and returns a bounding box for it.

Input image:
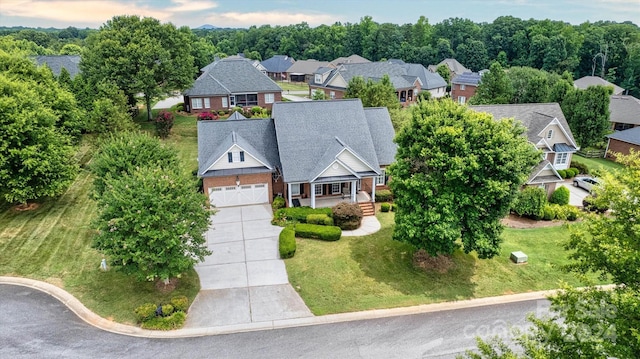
[413,249,454,273]
[501,214,567,229]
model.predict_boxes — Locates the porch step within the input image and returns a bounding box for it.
[358,202,375,217]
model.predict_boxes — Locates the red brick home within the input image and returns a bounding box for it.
[451,72,483,104]
[184,57,282,113]
[197,99,396,209]
[606,127,640,161]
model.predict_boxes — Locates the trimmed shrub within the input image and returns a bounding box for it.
[134,303,157,322]
[549,186,570,205]
[218,110,226,116]
[272,196,286,211]
[251,106,262,114]
[197,111,219,121]
[141,311,186,330]
[568,168,579,177]
[557,169,567,178]
[583,195,608,213]
[511,187,547,219]
[161,304,174,316]
[380,203,391,212]
[552,204,568,220]
[565,206,579,221]
[279,226,296,258]
[306,213,332,225]
[295,223,341,241]
[571,161,589,175]
[273,207,333,225]
[154,110,174,139]
[170,296,189,312]
[374,189,393,202]
[542,205,556,221]
[332,202,363,230]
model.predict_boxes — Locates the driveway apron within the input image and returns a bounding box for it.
[185,204,312,328]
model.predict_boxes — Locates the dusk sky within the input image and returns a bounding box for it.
[0,0,639,29]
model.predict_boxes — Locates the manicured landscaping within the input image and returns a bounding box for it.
[284,212,597,315]
[573,154,624,174]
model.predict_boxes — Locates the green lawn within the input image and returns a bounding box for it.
[0,121,201,325]
[277,81,309,92]
[573,154,624,174]
[285,212,592,315]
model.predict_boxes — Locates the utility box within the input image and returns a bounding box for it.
[510,251,528,264]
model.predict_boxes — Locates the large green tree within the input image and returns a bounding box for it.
[93,165,211,284]
[389,100,539,259]
[469,62,512,104]
[0,73,78,205]
[561,85,612,148]
[81,15,195,120]
[344,74,400,109]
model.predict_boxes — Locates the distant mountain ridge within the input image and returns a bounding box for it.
[196,24,217,29]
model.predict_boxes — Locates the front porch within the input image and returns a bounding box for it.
[298,191,372,208]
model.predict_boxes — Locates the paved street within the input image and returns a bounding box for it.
[0,284,547,359]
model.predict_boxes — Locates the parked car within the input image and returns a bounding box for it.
[573,176,601,192]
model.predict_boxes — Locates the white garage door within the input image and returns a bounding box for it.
[208,183,269,207]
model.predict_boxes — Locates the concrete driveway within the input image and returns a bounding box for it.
[558,180,589,207]
[185,204,312,328]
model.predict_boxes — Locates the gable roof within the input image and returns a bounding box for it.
[607,126,640,146]
[34,55,81,78]
[574,76,624,95]
[272,99,384,183]
[315,62,421,91]
[330,54,371,67]
[227,111,247,120]
[527,160,563,184]
[260,55,295,73]
[469,103,577,148]
[401,63,447,90]
[609,95,640,126]
[428,58,470,76]
[286,59,331,75]
[185,57,282,96]
[364,108,397,165]
[452,72,482,86]
[197,118,280,177]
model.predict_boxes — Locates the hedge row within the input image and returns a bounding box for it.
[542,204,579,221]
[279,226,296,259]
[374,189,393,202]
[273,206,333,225]
[557,167,579,179]
[306,213,334,225]
[295,223,342,241]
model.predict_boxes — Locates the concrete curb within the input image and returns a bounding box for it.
[3,276,615,339]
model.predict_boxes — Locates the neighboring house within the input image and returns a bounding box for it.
[574,76,625,95]
[329,54,371,67]
[197,99,396,209]
[260,55,295,80]
[428,58,470,79]
[309,62,423,106]
[33,55,81,78]
[183,57,282,113]
[451,72,483,104]
[605,126,640,161]
[609,95,640,131]
[389,59,447,98]
[286,59,331,83]
[470,103,579,197]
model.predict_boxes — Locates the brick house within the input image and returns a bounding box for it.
[609,95,640,131]
[183,57,282,113]
[470,103,579,197]
[606,127,640,161]
[197,99,396,209]
[451,72,483,104]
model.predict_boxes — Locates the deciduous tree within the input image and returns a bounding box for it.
[561,86,612,148]
[389,100,539,259]
[469,62,512,104]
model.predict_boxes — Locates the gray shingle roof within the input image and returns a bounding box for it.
[609,95,640,126]
[186,58,282,96]
[452,72,482,86]
[574,76,624,95]
[607,126,640,146]
[34,55,80,78]
[272,99,382,183]
[469,103,576,146]
[330,54,371,66]
[318,62,420,91]
[403,63,447,90]
[197,118,280,177]
[260,55,295,73]
[286,59,331,75]
[364,108,397,165]
[228,111,247,120]
[527,160,562,184]
[428,58,470,76]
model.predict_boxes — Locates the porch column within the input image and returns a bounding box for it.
[351,180,357,203]
[311,182,316,209]
[287,183,292,208]
[371,178,376,203]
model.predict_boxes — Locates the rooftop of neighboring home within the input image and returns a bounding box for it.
[329,54,371,67]
[469,103,577,148]
[428,58,470,76]
[33,55,81,78]
[607,126,640,146]
[312,61,423,90]
[389,59,447,90]
[286,59,331,75]
[452,72,483,86]
[260,55,296,73]
[185,57,281,96]
[574,76,625,95]
[609,95,640,126]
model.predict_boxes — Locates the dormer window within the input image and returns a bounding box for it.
[314,74,322,84]
[546,129,553,139]
[227,151,245,163]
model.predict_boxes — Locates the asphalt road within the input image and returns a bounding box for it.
[1,284,549,359]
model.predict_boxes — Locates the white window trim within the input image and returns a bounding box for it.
[264,93,274,104]
[546,129,553,139]
[221,97,228,108]
[227,151,245,163]
[555,152,568,165]
[376,169,386,186]
[291,183,301,196]
[315,183,323,196]
[329,91,335,99]
[331,183,341,194]
[204,98,210,109]
[460,84,466,90]
[192,98,203,109]
[314,74,322,84]
[458,96,466,104]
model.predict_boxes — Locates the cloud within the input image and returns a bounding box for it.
[167,0,218,13]
[212,10,342,27]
